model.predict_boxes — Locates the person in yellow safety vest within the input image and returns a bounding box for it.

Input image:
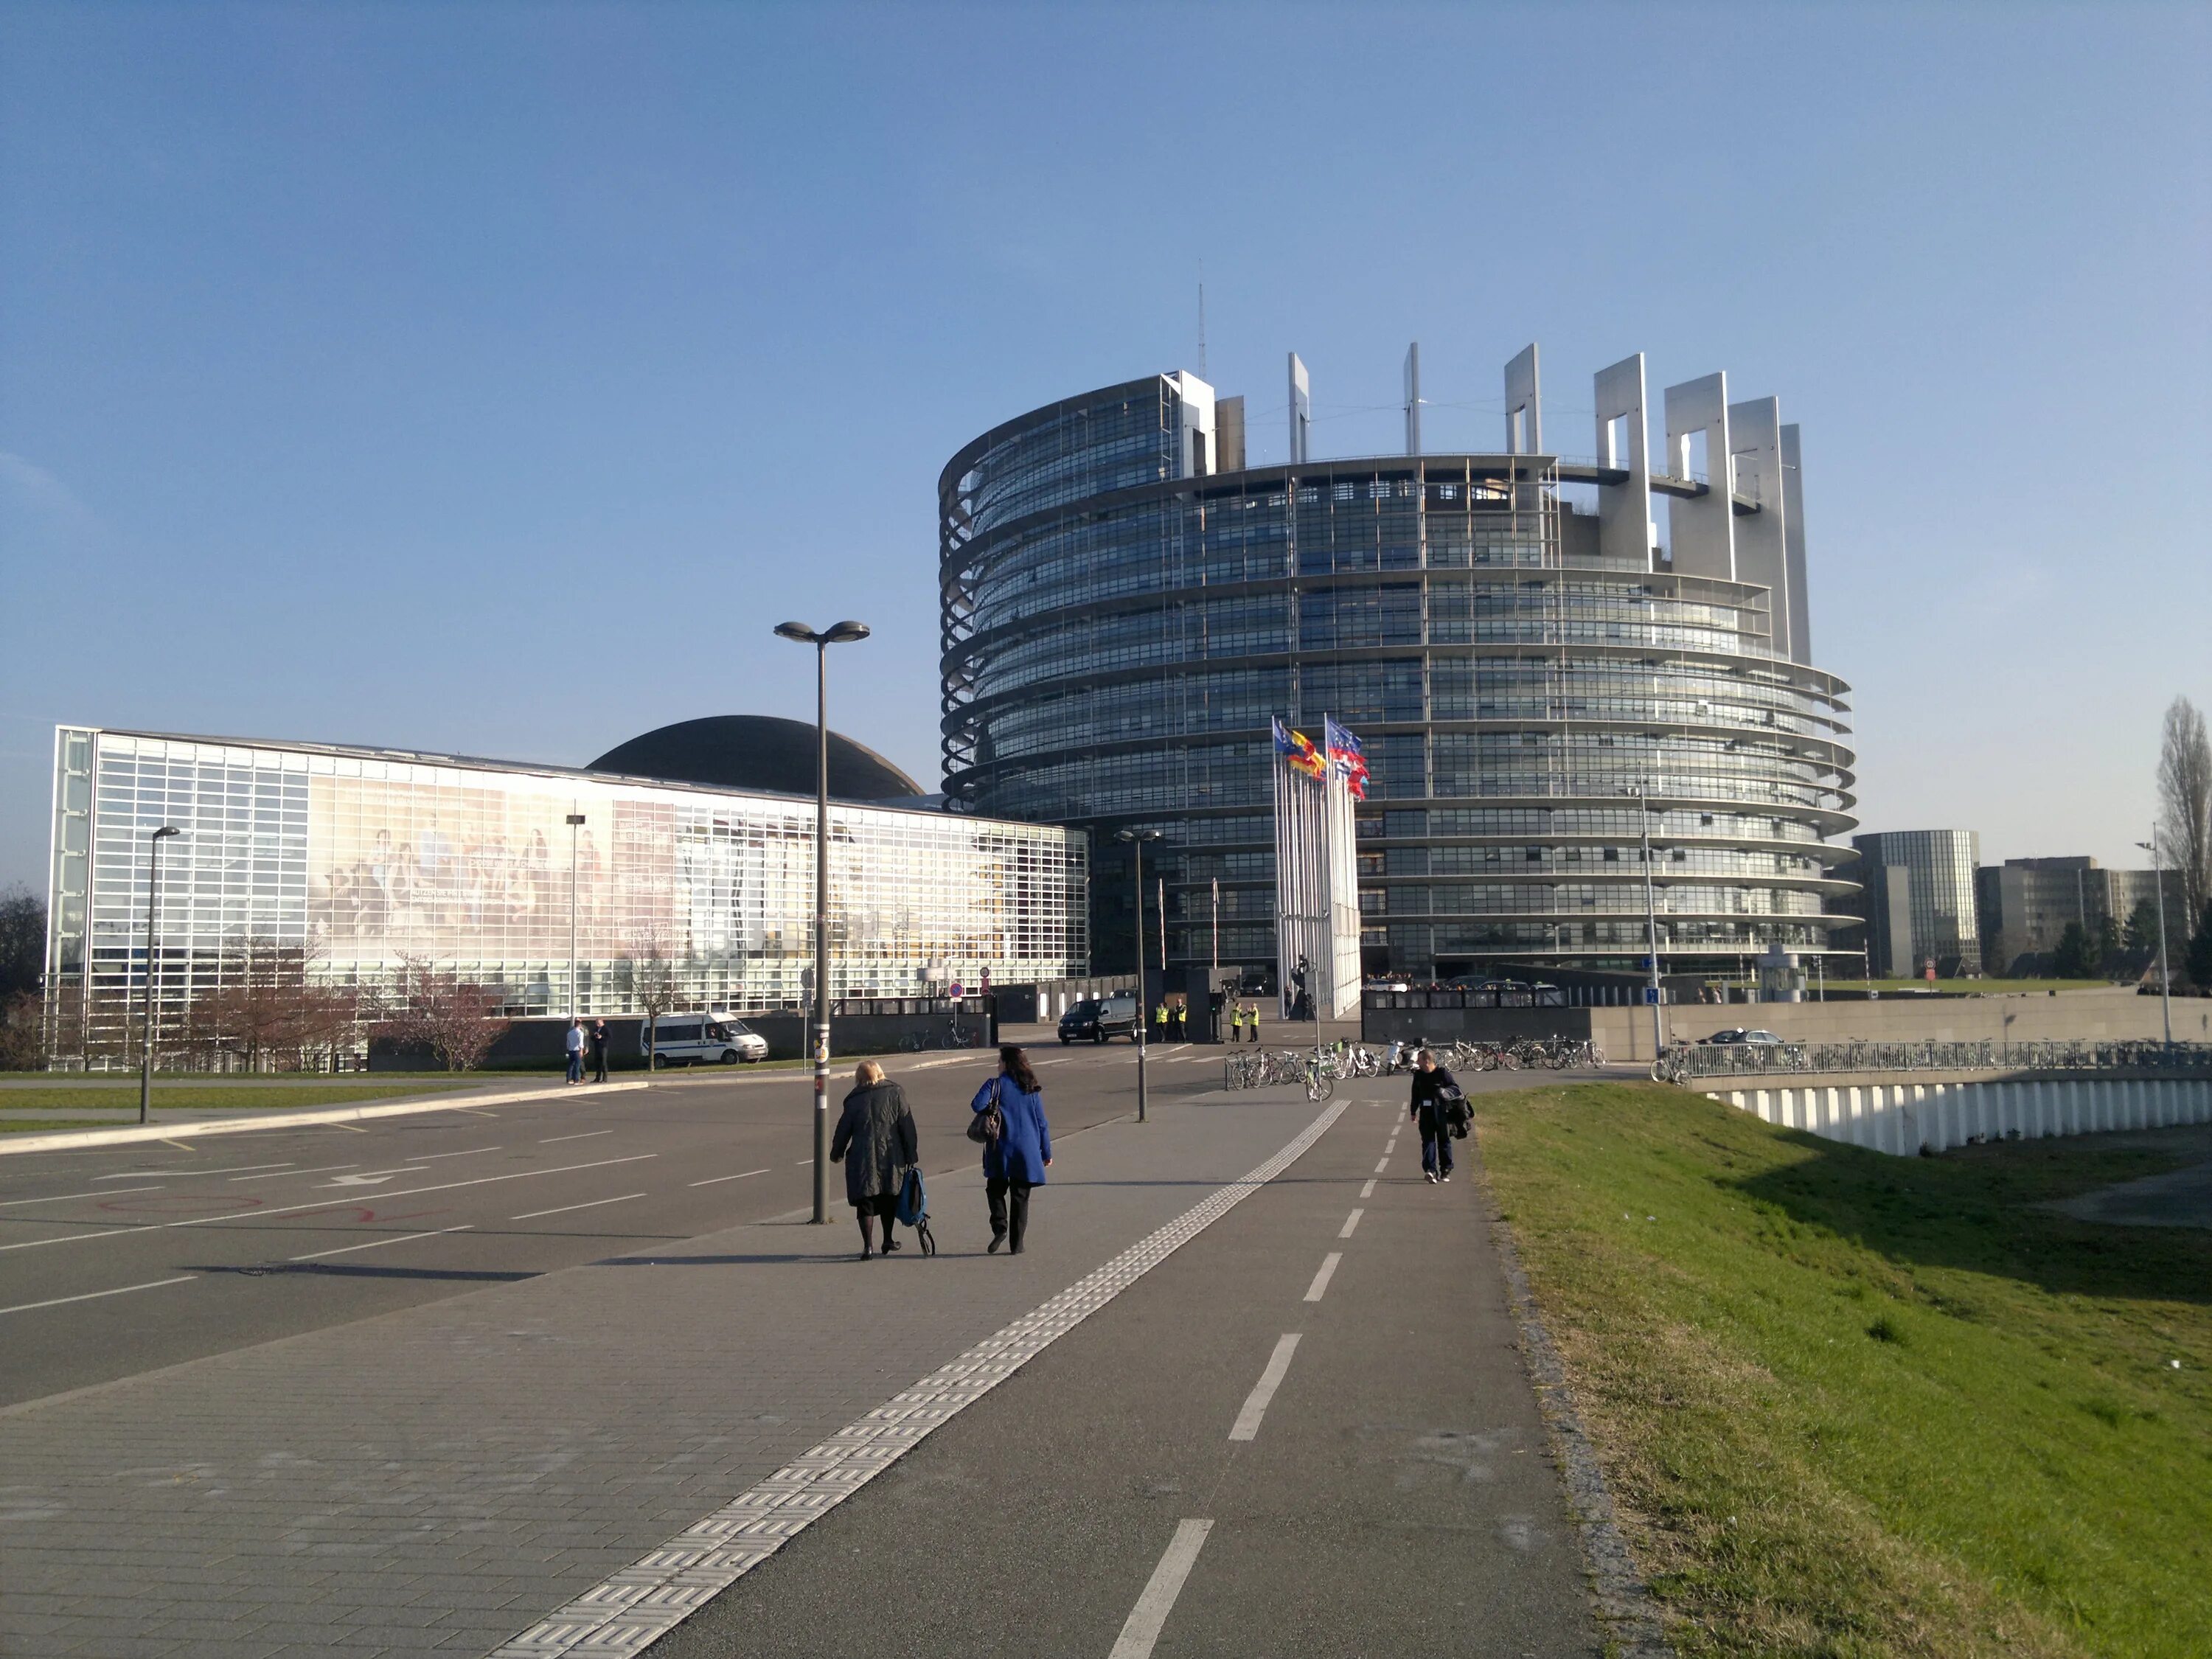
[1153,1002,1168,1037]
[1243,1000,1260,1043]
[1228,1003,1244,1041]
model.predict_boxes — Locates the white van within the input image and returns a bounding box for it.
[643,1015,768,1068]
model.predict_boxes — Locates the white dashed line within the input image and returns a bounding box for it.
[1228,1334,1302,1441]
[1373,1158,1389,1175]
[689,1169,772,1187]
[1107,1518,1216,1658]
[1338,1208,1363,1238]
[0,1276,197,1318]
[0,1154,659,1254]
[512,1192,647,1221]
[96,1161,288,1180]
[289,1224,474,1262]
[403,1144,503,1161]
[540,1130,613,1144]
[1303,1252,1343,1302]
[1359,1178,1376,1200]
[0,1184,164,1207]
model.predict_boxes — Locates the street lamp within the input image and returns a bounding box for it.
[776,617,872,1225]
[1116,828,1161,1123]
[566,813,586,1021]
[2137,830,2172,1046]
[1621,783,1666,1062]
[139,825,181,1124]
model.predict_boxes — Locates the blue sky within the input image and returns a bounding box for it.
[2,1,2207,895]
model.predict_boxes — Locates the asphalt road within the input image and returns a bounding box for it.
[0,1043,1238,1408]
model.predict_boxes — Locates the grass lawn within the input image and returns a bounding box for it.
[0,1082,484,1116]
[1478,1082,2210,1657]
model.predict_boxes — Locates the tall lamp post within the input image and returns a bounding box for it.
[2137,828,2173,1046]
[1621,782,1666,1062]
[566,813,586,1020]
[139,825,181,1124]
[1116,828,1160,1123]
[776,618,872,1224]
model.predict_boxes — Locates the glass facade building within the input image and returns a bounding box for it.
[1851,830,1983,977]
[45,726,1087,1060]
[940,366,1860,981]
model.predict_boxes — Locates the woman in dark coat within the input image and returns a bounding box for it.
[1408,1048,1463,1184]
[970,1045,1052,1255]
[830,1060,919,1259]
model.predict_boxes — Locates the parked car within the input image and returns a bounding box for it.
[1703,1028,1784,1046]
[1364,974,1413,992]
[644,1015,768,1067]
[1059,993,1139,1044]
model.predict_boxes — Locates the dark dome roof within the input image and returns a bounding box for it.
[590,716,927,801]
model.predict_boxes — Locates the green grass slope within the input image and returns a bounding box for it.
[1478,1082,2211,1658]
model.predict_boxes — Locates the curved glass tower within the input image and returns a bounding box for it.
[939,355,1858,985]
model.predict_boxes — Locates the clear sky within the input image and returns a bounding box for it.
[3,1,2207,897]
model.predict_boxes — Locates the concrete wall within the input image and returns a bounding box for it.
[1591,987,2207,1062]
[1714,1074,2212,1157]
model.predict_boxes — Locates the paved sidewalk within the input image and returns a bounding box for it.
[644,1098,1601,1657]
[0,1093,1326,1658]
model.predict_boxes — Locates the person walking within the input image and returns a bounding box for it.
[970,1045,1051,1255]
[830,1060,919,1260]
[1408,1048,1466,1184]
[588,1018,609,1084]
[563,1017,585,1085]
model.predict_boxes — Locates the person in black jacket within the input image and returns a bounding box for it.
[1408,1049,1463,1184]
[830,1060,920,1259]
[588,1019,609,1084]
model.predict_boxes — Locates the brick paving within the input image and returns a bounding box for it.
[0,1095,1324,1658]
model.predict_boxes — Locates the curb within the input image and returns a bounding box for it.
[1474,1141,1674,1658]
[0,1079,653,1155]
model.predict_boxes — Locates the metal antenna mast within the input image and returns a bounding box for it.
[1197,265,1207,378]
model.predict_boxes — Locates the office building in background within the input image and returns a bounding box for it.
[939,349,1860,985]
[1849,830,1982,977]
[1975,855,2186,973]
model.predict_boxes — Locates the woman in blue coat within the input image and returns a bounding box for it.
[971,1045,1052,1254]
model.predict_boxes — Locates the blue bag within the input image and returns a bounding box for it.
[896,1167,926,1228]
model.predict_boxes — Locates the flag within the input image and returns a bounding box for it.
[1274,716,1325,777]
[1324,717,1370,801]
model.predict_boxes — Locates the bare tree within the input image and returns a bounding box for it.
[375,956,512,1072]
[0,992,42,1071]
[618,928,681,1071]
[0,885,44,1003]
[2159,695,2212,927]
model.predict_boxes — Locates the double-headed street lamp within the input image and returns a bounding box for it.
[1116,827,1161,1124]
[776,618,872,1225]
[140,824,181,1124]
[2137,828,2173,1046]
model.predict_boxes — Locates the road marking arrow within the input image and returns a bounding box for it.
[322,1173,397,1186]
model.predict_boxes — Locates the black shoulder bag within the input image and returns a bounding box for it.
[967,1077,1004,1144]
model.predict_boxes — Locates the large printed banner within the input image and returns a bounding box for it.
[305,776,681,965]
[1272,717,1364,1021]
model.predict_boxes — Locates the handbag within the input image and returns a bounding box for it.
[966,1077,1005,1144]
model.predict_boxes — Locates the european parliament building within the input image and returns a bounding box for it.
[44,722,1087,1060]
[939,347,1860,984]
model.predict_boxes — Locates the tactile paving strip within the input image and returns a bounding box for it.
[487,1099,1349,1658]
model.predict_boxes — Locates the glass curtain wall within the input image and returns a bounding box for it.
[46,729,1088,1062]
[940,376,1858,983]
